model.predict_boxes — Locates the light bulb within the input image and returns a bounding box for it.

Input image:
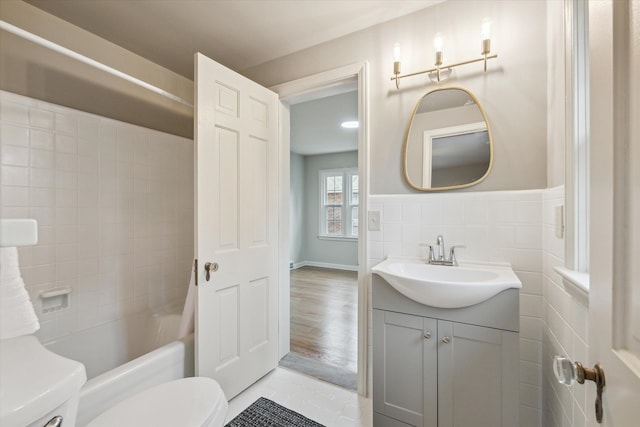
[434,32,443,53]
[393,42,401,62]
[481,18,492,41]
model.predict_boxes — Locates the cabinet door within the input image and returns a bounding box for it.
[437,321,518,427]
[373,310,437,427]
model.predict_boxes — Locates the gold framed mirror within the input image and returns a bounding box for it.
[403,86,493,191]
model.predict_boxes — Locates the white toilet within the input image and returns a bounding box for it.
[0,335,228,427]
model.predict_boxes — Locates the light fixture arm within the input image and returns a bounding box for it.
[390,53,498,88]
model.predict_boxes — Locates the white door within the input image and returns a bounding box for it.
[194,53,279,399]
[588,1,640,425]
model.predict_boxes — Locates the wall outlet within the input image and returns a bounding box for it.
[555,205,564,238]
[368,210,381,231]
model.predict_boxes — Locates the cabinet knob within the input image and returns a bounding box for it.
[442,336,450,344]
[424,331,432,339]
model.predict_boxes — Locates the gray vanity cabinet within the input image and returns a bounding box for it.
[372,274,519,427]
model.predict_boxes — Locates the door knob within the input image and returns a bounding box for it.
[553,356,606,423]
[441,336,450,344]
[204,262,218,281]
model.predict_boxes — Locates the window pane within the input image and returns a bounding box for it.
[351,174,359,205]
[326,175,343,204]
[351,206,359,236]
[326,207,342,234]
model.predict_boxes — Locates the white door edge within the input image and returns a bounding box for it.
[270,61,370,396]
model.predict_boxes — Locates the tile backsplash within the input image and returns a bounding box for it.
[0,91,194,343]
[368,189,544,427]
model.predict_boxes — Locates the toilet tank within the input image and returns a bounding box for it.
[0,335,87,426]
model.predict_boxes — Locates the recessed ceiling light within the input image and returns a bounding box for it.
[341,121,358,129]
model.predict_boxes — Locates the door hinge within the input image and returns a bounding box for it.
[194,258,198,287]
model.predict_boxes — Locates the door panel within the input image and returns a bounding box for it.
[195,52,279,399]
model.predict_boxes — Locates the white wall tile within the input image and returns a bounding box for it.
[383,201,401,222]
[55,113,76,134]
[2,123,29,147]
[1,100,29,124]
[1,145,29,167]
[1,91,193,340]
[2,165,28,186]
[30,149,54,169]
[30,108,55,130]
[541,186,589,427]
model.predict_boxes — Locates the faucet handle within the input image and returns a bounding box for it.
[418,243,436,261]
[448,245,466,266]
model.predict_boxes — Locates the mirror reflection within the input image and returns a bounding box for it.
[404,87,493,190]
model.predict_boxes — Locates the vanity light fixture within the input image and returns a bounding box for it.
[391,18,498,89]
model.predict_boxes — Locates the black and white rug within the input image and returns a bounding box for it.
[225,397,325,427]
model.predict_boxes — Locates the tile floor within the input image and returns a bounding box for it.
[226,367,373,426]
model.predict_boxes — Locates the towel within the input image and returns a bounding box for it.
[177,266,196,339]
[0,247,40,339]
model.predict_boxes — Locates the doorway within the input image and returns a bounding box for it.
[271,62,370,394]
[282,89,359,389]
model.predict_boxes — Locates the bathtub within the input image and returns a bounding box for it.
[44,309,194,426]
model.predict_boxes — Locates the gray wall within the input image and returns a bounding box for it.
[289,152,305,265]
[245,0,548,194]
[300,151,358,268]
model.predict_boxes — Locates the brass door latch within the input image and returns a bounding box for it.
[553,356,606,423]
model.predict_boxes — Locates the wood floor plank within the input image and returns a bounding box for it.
[289,266,358,373]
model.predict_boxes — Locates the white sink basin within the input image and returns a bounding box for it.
[372,258,522,308]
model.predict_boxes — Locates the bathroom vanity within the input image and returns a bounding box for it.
[372,270,520,427]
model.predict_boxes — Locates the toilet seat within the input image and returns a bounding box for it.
[87,377,228,427]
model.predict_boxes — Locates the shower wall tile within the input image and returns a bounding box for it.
[368,189,544,427]
[0,91,194,344]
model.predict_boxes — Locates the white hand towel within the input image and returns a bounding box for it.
[177,266,196,339]
[0,247,40,339]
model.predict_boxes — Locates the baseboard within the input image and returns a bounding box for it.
[291,261,306,270]
[291,260,358,272]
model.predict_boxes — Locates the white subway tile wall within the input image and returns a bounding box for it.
[541,186,589,427]
[0,91,194,343]
[368,190,544,427]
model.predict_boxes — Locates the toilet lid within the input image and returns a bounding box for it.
[87,377,227,427]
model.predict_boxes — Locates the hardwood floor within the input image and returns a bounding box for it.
[289,267,358,373]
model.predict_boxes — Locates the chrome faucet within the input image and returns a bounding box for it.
[422,235,465,266]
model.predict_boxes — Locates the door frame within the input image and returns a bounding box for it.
[270,61,370,395]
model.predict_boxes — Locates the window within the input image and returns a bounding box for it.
[320,168,358,238]
[566,0,590,273]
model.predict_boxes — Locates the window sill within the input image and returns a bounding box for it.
[317,235,357,242]
[553,266,589,304]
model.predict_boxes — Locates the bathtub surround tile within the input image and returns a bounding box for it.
[30,108,55,130]
[2,123,29,147]
[29,148,54,169]
[1,91,193,342]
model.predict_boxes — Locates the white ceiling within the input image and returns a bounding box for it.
[291,90,358,156]
[26,0,444,78]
